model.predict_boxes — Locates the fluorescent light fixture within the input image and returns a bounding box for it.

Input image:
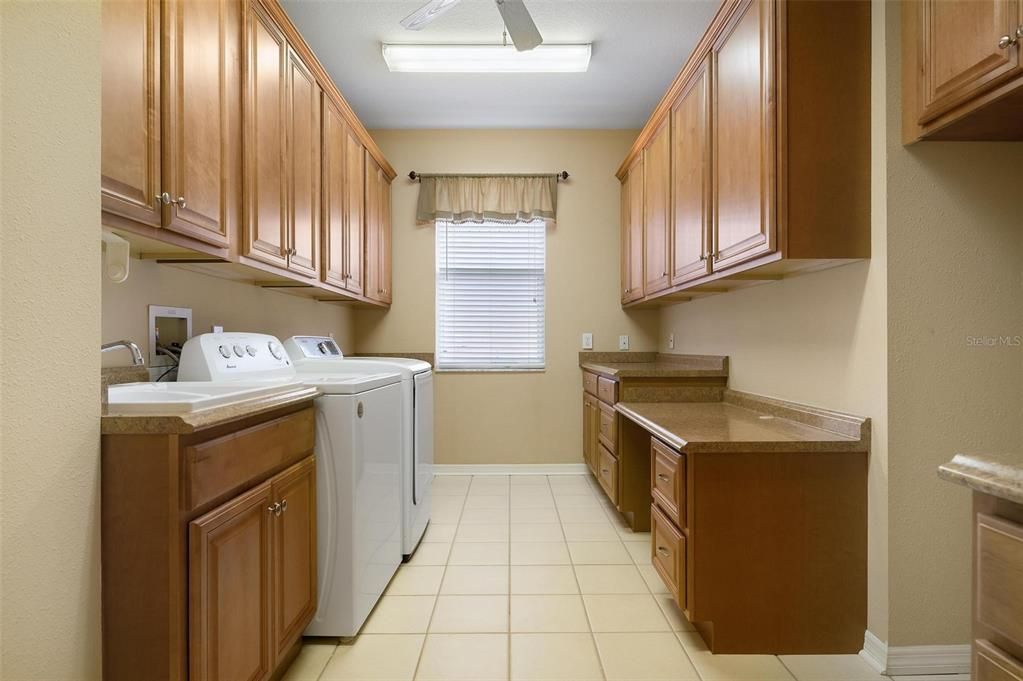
[381,43,592,73]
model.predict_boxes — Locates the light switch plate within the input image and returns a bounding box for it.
[618,335,630,350]
[668,333,675,350]
[581,332,593,350]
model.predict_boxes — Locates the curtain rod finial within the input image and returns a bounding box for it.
[558,171,569,181]
[408,171,419,182]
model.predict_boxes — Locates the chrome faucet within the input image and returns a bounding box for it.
[101,340,145,367]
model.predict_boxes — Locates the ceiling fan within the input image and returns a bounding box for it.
[400,0,543,52]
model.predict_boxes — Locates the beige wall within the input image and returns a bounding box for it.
[884,2,1023,647]
[0,1,104,678]
[102,259,355,366]
[355,130,659,465]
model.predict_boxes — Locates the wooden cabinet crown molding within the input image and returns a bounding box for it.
[255,0,396,180]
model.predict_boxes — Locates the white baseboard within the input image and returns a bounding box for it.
[433,463,590,476]
[860,630,971,678]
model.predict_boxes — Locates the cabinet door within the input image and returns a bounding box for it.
[711,0,776,271]
[671,58,712,286]
[101,0,162,227]
[321,97,347,289]
[364,154,391,303]
[271,458,317,657]
[916,0,1023,125]
[162,0,236,248]
[286,48,320,278]
[343,129,366,295]
[643,118,671,295]
[243,0,287,268]
[582,394,594,473]
[189,482,274,681]
[378,179,393,303]
[621,156,645,303]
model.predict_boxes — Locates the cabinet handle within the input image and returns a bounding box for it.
[656,473,670,483]
[699,254,707,261]
[268,502,281,516]
[281,499,288,514]
[999,33,1018,49]
[155,192,171,207]
[601,468,610,475]
[661,270,668,277]
[171,196,187,209]
[656,546,670,557]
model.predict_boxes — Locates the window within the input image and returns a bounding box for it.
[436,220,546,371]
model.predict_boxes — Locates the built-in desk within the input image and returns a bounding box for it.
[615,390,870,655]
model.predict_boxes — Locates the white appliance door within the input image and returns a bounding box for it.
[413,371,434,505]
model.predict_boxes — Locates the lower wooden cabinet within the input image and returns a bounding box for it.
[596,444,619,504]
[582,392,600,475]
[976,639,1023,681]
[651,503,686,609]
[190,457,316,681]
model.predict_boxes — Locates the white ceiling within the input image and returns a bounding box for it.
[280,0,720,129]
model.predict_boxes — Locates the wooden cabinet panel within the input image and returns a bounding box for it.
[286,48,320,278]
[596,444,619,505]
[343,128,366,295]
[651,438,685,529]
[916,0,1023,125]
[597,377,618,405]
[670,58,712,286]
[101,0,162,227]
[622,157,645,302]
[321,97,347,289]
[271,458,316,657]
[582,371,599,397]
[598,401,617,454]
[651,503,686,609]
[243,0,287,268]
[643,118,671,294]
[365,154,392,303]
[189,481,274,681]
[976,639,1023,681]
[977,513,1023,647]
[711,0,776,271]
[582,393,598,475]
[162,0,236,248]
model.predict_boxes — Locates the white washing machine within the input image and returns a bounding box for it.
[178,332,404,637]
[284,337,433,558]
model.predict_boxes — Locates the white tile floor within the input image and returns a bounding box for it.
[283,474,891,681]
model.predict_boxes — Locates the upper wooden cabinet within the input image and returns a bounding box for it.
[904,0,1023,141]
[621,156,645,303]
[364,154,393,304]
[643,118,671,295]
[617,0,870,306]
[670,58,712,287]
[102,0,395,307]
[102,0,239,252]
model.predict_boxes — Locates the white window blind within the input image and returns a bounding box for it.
[436,220,546,371]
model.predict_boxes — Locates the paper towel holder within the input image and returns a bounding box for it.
[101,230,131,283]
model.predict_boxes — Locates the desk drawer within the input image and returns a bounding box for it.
[652,504,686,609]
[596,444,618,505]
[583,371,599,397]
[184,408,315,511]
[651,437,685,529]
[598,401,617,453]
[975,639,1023,681]
[597,377,618,404]
[977,513,1023,649]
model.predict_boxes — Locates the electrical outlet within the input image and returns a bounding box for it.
[581,332,593,350]
[668,333,675,350]
[212,325,224,333]
[618,335,630,351]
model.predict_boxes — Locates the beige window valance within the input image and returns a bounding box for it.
[415,174,558,225]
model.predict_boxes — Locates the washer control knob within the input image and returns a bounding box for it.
[245,344,257,357]
[232,344,244,358]
[317,341,329,355]
[268,341,284,360]
[218,345,232,359]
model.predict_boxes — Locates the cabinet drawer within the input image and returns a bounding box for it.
[978,513,1023,648]
[598,401,617,453]
[583,371,599,396]
[976,639,1023,681]
[185,408,315,511]
[651,438,685,528]
[597,377,618,404]
[596,444,619,505]
[651,504,686,609]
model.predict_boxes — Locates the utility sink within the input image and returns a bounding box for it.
[106,381,302,415]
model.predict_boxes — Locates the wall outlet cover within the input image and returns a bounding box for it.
[618,335,630,350]
[581,332,593,350]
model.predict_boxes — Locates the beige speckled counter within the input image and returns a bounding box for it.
[939,453,1023,505]
[580,352,728,380]
[615,390,869,453]
[101,385,320,435]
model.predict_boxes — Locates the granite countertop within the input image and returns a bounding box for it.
[580,352,729,380]
[101,385,321,435]
[939,453,1023,505]
[615,391,868,453]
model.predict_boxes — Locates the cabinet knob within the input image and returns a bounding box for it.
[155,192,171,206]
[280,499,288,514]
[661,270,668,277]
[699,254,707,261]
[171,196,186,209]
[268,502,281,516]
[998,33,1018,49]
[657,473,670,483]
[656,546,670,557]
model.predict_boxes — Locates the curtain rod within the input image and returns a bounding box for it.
[407,171,569,182]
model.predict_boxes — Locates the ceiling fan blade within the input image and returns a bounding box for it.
[495,0,543,51]
[400,0,463,31]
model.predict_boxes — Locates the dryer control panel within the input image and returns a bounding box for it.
[284,336,343,360]
[178,332,295,381]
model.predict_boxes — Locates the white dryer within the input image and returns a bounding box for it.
[178,332,404,637]
[284,337,433,558]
